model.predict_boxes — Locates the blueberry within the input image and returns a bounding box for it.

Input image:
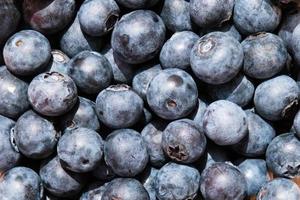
[0,0,20,45]
[257,178,300,200]
[200,162,247,200]
[96,84,144,129]
[0,115,21,172]
[28,72,78,117]
[160,31,199,70]
[207,73,255,107]
[111,10,166,64]
[233,0,281,35]
[60,16,103,57]
[57,127,104,173]
[141,120,167,167]
[291,24,300,65]
[242,32,288,79]
[40,156,85,198]
[80,182,109,200]
[190,0,234,28]
[203,100,248,145]
[92,160,116,181]
[115,0,159,9]
[67,51,113,94]
[102,45,134,84]
[0,66,30,119]
[190,32,243,84]
[60,97,100,131]
[266,133,300,178]
[78,0,120,37]
[102,178,150,200]
[104,129,149,177]
[189,98,208,133]
[238,159,271,196]
[132,64,162,100]
[155,162,200,200]
[160,0,192,32]
[162,119,206,163]
[3,30,51,76]
[233,110,275,156]
[254,75,299,121]
[47,50,70,75]
[141,167,158,200]
[147,68,198,120]
[0,167,43,200]
[13,110,59,159]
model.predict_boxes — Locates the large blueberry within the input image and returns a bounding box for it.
[200,162,247,200]
[233,0,281,35]
[115,0,158,9]
[111,10,166,64]
[147,68,198,120]
[104,129,149,177]
[266,133,300,178]
[28,72,78,117]
[155,162,200,200]
[102,178,150,200]
[160,0,192,32]
[160,31,199,70]
[96,84,143,129]
[13,110,59,159]
[203,100,248,146]
[47,50,70,75]
[0,167,43,200]
[190,32,243,84]
[0,66,30,119]
[254,75,299,121]
[162,119,206,163]
[78,0,120,37]
[3,30,51,76]
[67,51,113,94]
[242,32,288,79]
[190,0,234,28]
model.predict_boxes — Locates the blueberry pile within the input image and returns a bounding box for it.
[2,0,300,200]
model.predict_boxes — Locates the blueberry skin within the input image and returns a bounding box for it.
[102,46,134,84]
[78,0,120,37]
[207,73,255,107]
[0,0,20,45]
[254,75,299,121]
[40,156,85,198]
[160,31,199,70]
[14,110,59,159]
[132,64,162,100]
[28,72,78,117]
[92,161,116,181]
[3,30,51,76]
[189,98,208,133]
[104,129,149,177]
[233,110,275,156]
[141,167,158,200]
[234,0,281,35]
[242,32,288,79]
[0,66,30,119]
[155,162,200,200]
[102,178,150,200]
[160,0,192,32]
[200,162,247,200]
[147,68,198,120]
[115,0,158,9]
[238,159,270,196]
[202,144,230,170]
[162,119,206,163]
[80,182,109,200]
[0,115,21,172]
[291,24,300,65]
[60,16,103,57]
[96,84,144,129]
[190,32,243,85]
[293,110,300,138]
[202,23,242,42]
[47,50,70,75]
[190,0,234,28]
[67,51,113,94]
[60,97,100,131]
[0,167,43,200]
[111,10,166,64]
[203,100,248,146]
[266,133,300,178]
[257,178,300,200]
[141,120,167,167]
